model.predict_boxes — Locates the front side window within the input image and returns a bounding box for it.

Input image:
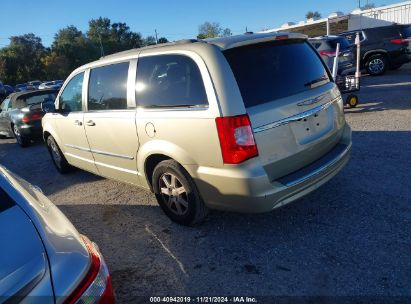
[88,62,129,110]
[136,54,208,108]
[59,73,84,112]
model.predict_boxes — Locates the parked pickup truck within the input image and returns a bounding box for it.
[0,89,57,147]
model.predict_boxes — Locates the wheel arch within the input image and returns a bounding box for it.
[363,50,389,62]
[138,140,197,192]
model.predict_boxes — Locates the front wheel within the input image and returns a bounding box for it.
[13,125,29,147]
[366,54,387,76]
[46,135,71,173]
[152,160,208,226]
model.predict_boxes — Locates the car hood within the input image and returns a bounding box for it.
[0,203,48,300]
[0,167,90,302]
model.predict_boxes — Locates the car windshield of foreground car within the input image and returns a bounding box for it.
[223,39,331,108]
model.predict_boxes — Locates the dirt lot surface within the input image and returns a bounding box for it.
[0,64,410,302]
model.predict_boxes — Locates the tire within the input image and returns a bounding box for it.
[152,160,208,226]
[46,135,71,173]
[12,125,29,147]
[346,94,359,108]
[366,54,387,76]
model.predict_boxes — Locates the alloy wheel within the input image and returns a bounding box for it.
[369,58,385,74]
[159,173,189,216]
[49,139,62,168]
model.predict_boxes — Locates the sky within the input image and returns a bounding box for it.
[0,0,402,47]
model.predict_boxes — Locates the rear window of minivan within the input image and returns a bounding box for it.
[224,40,330,108]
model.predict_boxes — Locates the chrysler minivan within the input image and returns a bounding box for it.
[42,32,352,225]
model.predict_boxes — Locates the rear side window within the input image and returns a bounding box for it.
[224,40,331,108]
[60,73,84,112]
[329,37,351,49]
[136,54,208,108]
[310,42,322,49]
[0,98,10,111]
[342,32,364,44]
[401,26,411,38]
[88,62,129,110]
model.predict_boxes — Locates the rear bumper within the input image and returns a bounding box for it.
[19,123,43,139]
[189,123,352,213]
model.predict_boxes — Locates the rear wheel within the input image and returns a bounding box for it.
[13,125,29,147]
[152,160,208,226]
[366,54,387,76]
[46,135,71,173]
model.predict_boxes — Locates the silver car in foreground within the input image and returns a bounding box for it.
[0,166,114,303]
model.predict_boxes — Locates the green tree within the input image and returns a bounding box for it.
[157,37,169,44]
[0,33,46,84]
[52,25,95,72]
[87,17,143,55]
[144,36,157,46]
[306,11,322,20]
[197,22,232,39]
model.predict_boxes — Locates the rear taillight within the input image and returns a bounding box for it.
[64,236,114,304]
[390,38,411,44]
[215,114,258,164]
[320,50,339,58]
[21,112,43,123]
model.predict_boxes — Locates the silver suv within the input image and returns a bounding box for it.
[42,33,352,225]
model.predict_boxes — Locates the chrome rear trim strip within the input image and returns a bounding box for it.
[65,144,134,160]
[65,144,90,152]
[91,149,135,160]
[253,97,339,134]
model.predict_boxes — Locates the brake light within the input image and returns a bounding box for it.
[276,35,289,40]
[21,112,43,123]
[64,236,114,304]
[390,38,410,44]
[215,114,258,164]
[320,50,339,58]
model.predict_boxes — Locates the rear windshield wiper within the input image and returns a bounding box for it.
[304,75,329,88]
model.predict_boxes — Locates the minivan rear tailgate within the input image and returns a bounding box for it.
[248,84,345,182]
[223,38,347,183]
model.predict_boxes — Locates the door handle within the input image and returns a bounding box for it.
[74,120,83,126]
[85,120,96,126]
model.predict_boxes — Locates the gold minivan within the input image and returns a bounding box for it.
[42,33,352,225]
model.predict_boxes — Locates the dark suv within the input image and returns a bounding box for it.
[309,36,355,75]
[339,24,411,76]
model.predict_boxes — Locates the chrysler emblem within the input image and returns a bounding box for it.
[297,94,326,106]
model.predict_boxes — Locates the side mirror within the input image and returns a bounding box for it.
[41,101,56,113]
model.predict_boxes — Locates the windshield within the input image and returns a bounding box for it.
[223,40,331,108]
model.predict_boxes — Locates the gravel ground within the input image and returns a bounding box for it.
[0,64,410,302]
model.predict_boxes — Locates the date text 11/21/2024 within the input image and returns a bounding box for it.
[149,297,258,303]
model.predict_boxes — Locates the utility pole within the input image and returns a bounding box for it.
[98,33,105,58]
[155,29,158,44]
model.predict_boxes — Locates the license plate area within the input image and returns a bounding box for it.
[290,107,333,145]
